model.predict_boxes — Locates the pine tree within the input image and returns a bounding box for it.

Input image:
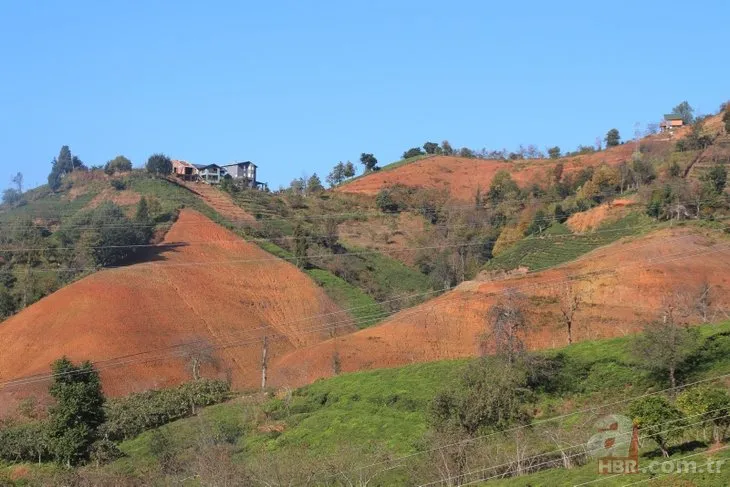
[307,173,324,194]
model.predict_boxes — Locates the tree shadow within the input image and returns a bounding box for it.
[115,242,189,266]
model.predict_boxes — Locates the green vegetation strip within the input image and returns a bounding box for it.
[487,212,655,272]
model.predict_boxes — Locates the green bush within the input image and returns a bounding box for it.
[110,179,126,190]
[101,379,230,441]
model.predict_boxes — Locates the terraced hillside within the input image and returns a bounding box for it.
[336,143,637,201]
[270,226,730,387]
[0,210,354,412]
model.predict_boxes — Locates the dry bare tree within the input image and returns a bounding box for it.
[556,282,585,345]
[486,290,528,364]
[631,297,700,391]
[180,338,220,381]
[694,279,714,323]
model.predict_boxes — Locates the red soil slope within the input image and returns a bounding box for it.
[271,227,730,387]
[0,210,352,410]
[337,144,637,201]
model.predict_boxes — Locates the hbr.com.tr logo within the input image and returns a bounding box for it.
[587,414,639,474]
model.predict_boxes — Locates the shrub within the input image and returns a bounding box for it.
[375,188,401,213]
[109,179,126,191]
[402,147,425,159]
[629,396,684,457]
[58,201,151,267]
[104,156,132,175]
[101,379,230,441]
[146,153,173,175]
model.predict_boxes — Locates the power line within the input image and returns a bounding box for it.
[2,238,726,390]
[448,412,730,487]
[4,215,706,273]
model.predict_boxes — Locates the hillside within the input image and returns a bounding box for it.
[336,143,637,201]
[270,225,730,386]
[0,209,354,410]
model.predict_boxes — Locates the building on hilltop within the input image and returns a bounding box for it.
[193,164,223,184]
[660,114,685,132]
[172,159,266,189]
[172,159,197,181]
[220,161,264,189]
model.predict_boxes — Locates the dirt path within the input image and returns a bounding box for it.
[171,178,256,225]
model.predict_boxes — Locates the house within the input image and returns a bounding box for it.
[172,160,197,181]
[220,161,264,189]
[193,164,223,184]
[171,158,266,189]
[660,114,685,132]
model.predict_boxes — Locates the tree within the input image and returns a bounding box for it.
[704,164,727,194]
[486,292,528,364]
[458,147,475,158]
[631,302,700,390]
[360,153,378,172]
[2,188,22,206]
[723,109,730,133]
[48,357,106,466]
[487,170,520,204]
[326,162,346,187]
[375,188,400,213]
[57,146,74,174]
[322,216,339,249]
[306,173,324,194]
[423,141,440,154]
[669,161,682,178]
[48,146,77,191]
[605,128,621,148]
[441,140,454,156]
[524,209,548,236]
[547,146,561,159]
[181,340,219,382]
[403,147,425,159]
[557,282,584,345]
[104,156,132,175]
[429,358,532,436]
[677,386,730,445]
[11,172,23,193]
[672,101,695,125]
[293,222,309,269]
[0,286,16,319]
[135,197,150,223]
[343,161,356,178]
[629,396,684,457]
[145,153,173,175]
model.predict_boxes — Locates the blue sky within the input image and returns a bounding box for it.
[1,0,728,190]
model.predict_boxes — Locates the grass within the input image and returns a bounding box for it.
[250,360,467,454]
[0,189,98,224]
[106,321,730,469]
[127,175,222,224]
[337,243,434,304]
[306,269,384,327]
[257,241,384,326]
[487,212,655,272]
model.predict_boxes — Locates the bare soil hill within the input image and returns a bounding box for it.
[337,143,637,201]
[0,210,352,411]
[270,227,730,387]
[566,198,637,232]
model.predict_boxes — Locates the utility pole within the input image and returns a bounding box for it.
[261,336,268,390]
